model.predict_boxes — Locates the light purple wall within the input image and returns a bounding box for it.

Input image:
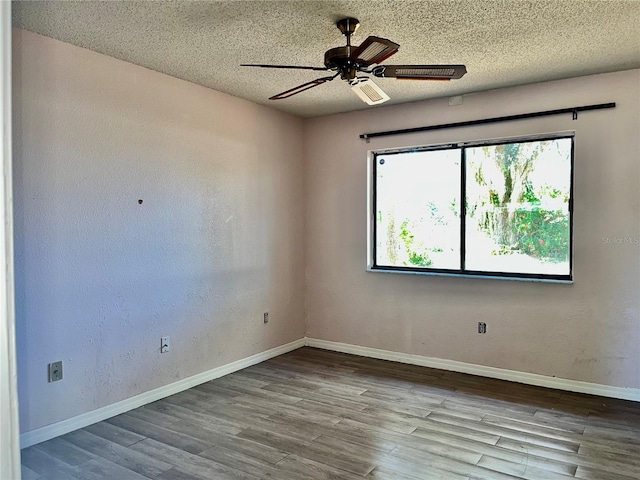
[304,69,640,389]
[13,29,306,433]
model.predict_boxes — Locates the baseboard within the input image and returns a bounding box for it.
[20,338,306,449]
[21,336,638,448]
[304,338,640,402]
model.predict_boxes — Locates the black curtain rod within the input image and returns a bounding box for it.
[360,102,616,140]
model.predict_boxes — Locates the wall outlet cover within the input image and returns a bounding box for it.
[49,361,63,382]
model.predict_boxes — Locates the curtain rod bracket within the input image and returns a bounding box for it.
[572,109,578,120]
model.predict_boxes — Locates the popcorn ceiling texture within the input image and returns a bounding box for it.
[11,0,640,117]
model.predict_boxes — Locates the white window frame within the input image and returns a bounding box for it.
[367,133,574,283]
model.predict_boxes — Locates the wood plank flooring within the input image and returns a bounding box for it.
[21,347,640,480]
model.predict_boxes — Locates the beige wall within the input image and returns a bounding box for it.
[13,29,306,434]
[12,25,640,439]
[304,69,640,389]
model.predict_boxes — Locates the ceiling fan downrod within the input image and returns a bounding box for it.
[327,17,361,81]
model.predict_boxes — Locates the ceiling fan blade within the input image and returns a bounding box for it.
[350,36,399,66]
[241,64,329,71]
[372,65,467,80]
[269,75,336,100]
[350,78,390,105]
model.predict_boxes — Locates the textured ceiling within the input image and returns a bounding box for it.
[12,0,640,117]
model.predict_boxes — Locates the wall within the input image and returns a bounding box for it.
[12,28,305,434]
[304,69,640,389]
[11,25,640,440]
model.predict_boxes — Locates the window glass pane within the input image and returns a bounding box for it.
[376,149,461,269]
[464,138,572,275]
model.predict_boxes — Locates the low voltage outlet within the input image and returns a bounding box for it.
[49,361,63,382]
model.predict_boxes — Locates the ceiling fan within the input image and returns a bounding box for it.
[242,17,467,105]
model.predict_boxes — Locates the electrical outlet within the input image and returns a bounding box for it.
[263,312,269,324]
[49,361,63,382]
[161,336,170,353]
[478,322,487,334]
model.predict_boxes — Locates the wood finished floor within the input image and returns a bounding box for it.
[21,347,640,480]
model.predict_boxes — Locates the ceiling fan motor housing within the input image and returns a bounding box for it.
[324,46,358,80]
[324,18,362,81]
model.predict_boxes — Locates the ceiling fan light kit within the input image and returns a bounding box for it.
[242,17,467,105]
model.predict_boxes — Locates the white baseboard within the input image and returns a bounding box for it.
[20,338,306,449]
[305,338,640,402]
[20,336,639,448]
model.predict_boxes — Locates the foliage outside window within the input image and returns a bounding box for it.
[372,136,573,281]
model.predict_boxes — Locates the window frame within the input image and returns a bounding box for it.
[368,133,575,283]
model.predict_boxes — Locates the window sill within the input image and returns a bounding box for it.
[367,266,574,284]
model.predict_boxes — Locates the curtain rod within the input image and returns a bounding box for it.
[359,102,616,141]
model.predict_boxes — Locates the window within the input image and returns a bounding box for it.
[370,135,573,281]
